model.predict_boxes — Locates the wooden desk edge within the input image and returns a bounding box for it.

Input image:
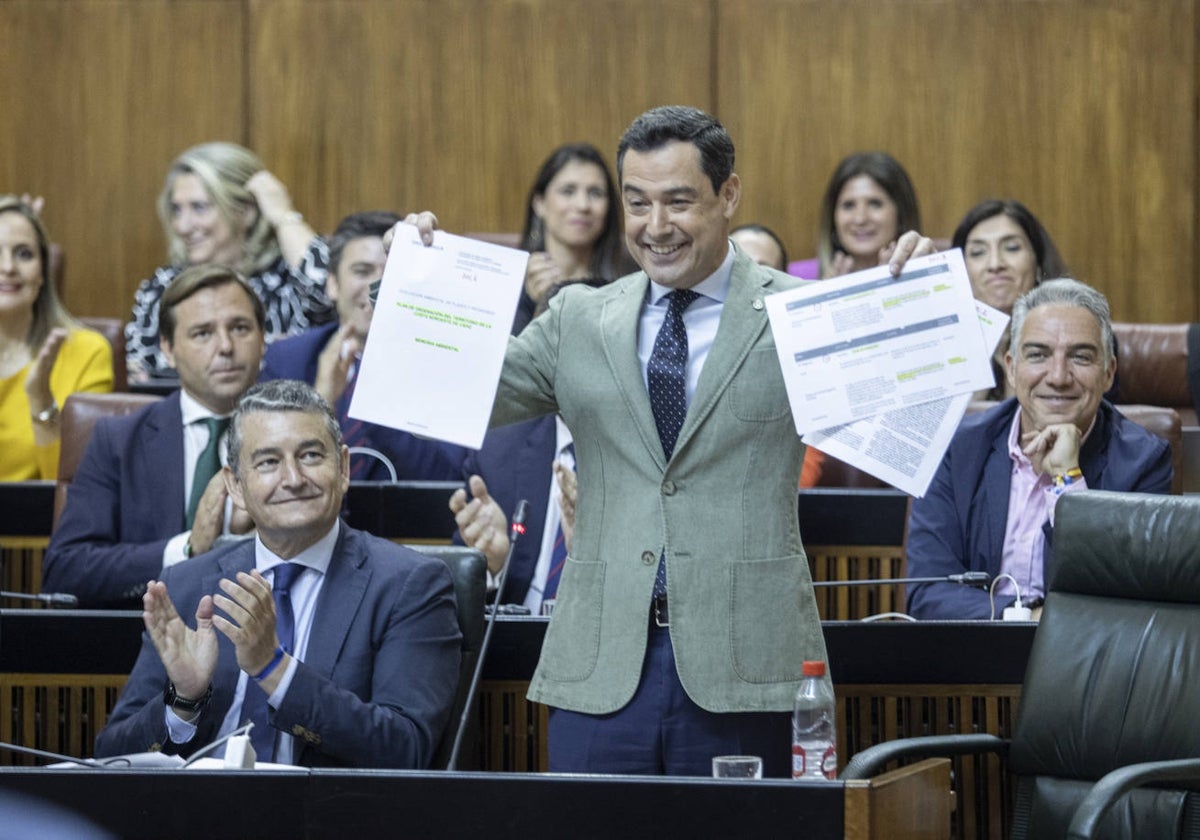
[843,757,953,840]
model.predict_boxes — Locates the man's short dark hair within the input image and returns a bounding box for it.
[617,106,734,194]
[158,264,266,344]
[227,379,344,477]
[328,210,402,275]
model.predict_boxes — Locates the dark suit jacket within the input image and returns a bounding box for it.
[906,399,1173,619]
[43,392,189,606]
[94,523,462,769]
[454,415,557,605]
[261,323,465,481]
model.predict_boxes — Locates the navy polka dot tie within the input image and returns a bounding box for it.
[648,289,698,460]
[648,289,698,601]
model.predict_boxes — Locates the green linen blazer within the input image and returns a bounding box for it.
[492,250,827,714]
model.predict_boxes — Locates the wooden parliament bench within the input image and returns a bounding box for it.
[1,484,1024,837]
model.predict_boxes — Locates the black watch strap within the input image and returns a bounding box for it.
[163,681,213,713]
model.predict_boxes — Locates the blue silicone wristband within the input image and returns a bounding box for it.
[252,646,285,681]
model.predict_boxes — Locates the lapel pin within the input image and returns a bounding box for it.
[752,299,764,310]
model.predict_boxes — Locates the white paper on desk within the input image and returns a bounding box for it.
[802,300,1010,497]
[349,225,527,449]
[765,250,994,435]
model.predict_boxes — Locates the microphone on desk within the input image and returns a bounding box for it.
[0,590,80,607]
[446,499,529,772]
[812,571,991,589]
[812,571,991,622]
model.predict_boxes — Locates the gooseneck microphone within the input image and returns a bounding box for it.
[812,571,991,588]
[0,590,79,607]
[446,499,529,771]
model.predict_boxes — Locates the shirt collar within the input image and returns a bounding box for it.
[254,520,340,576]
[554,415,573,456]
[647,241,735,307]
[179,389,232,426]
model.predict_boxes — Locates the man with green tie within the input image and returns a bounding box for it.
[44,264,265,606]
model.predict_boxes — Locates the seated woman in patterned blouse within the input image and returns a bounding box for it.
[125,142,334,382]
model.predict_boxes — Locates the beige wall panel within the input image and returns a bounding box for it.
[0,1,245,319]
[5,1,1195,324]
[248,0,714,237]
[719,0,1196,321]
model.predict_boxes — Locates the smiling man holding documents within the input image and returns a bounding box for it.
[398,106,932,776]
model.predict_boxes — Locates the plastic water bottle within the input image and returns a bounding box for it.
[792,660,837,780]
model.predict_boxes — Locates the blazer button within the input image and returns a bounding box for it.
[662,480,676,495]
[642,551,656,565]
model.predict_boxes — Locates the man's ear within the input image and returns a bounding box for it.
[161,337,177,370]
[720,173,741,220]
[223,465,243,508]
[338,444,351,493]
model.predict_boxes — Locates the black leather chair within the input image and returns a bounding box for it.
[844,491,1200,839]
[407,544,487,770]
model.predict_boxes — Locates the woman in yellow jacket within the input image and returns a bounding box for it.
[0,195,111,480]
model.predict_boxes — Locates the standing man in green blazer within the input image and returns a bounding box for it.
[402,106,931,776]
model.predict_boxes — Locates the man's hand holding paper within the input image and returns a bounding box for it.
[350,223,528,449]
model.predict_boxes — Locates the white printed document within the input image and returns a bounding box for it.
[765,250,993,435]
[801,300,1010,497]
[349,226,528,449]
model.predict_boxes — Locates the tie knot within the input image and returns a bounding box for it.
[666,289,699,314]
[272,562,304,592]
[203,415,231,436]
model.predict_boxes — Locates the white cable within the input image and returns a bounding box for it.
[988,573,1026,621]
[347,446,397,482]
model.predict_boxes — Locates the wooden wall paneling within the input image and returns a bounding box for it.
[0,1,247,320]
[718,0,1196,322]
[248,0,715,238]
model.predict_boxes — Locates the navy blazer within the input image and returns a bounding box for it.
[906,399,1173,619]
[454,416,557,605]
[261,322,466,481]
[43,392,189,606]
[95,523,462,769]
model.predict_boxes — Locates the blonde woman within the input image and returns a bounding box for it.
[126,142,333,381]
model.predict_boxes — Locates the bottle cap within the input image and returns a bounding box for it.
[801,660,825,677]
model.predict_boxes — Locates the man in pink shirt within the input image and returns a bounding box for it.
[906,278,1172,619]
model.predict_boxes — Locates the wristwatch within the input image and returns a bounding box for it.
[32,402,59,425]
[163,681,213,714]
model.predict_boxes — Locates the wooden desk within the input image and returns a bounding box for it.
[0,611,1030,839]
[0,481,461,605]
[3,486,912,618]
[0,760,951,840]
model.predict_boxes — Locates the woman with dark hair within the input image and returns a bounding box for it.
[127,142,334,381]
[0,196,112,479]
[513,143,629,333]
[951,199,1067,315]
[792,152,921,279]
[950,199,1110,401]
